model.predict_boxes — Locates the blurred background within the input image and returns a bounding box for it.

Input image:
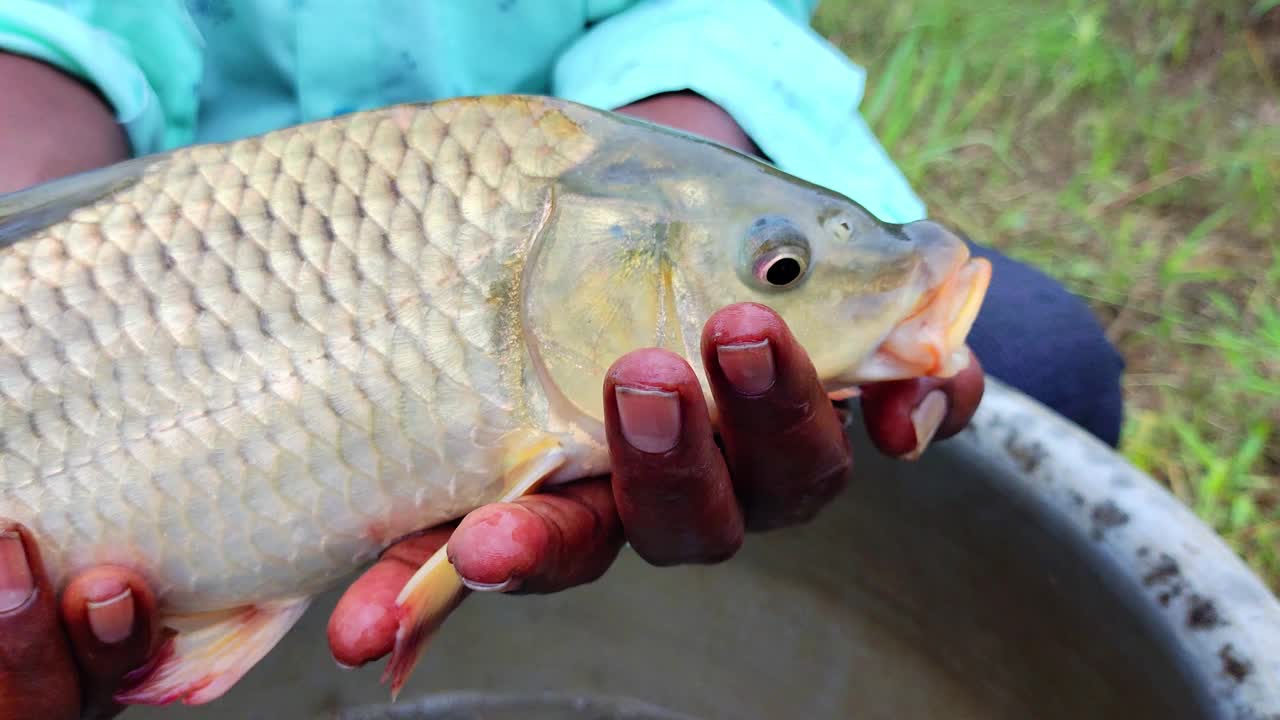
[812,0,1278,588]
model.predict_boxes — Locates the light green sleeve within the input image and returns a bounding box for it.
[554,0,927,224]
[0,0,204,155]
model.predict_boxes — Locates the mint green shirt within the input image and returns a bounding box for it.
[0,0,927,223]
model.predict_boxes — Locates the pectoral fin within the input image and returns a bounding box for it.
[113,595,312,706]
[382,437,568,698]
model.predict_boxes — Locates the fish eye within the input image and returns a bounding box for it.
[743,216,811,290]
[755,251,807,287]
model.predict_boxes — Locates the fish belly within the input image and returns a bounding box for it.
[0,96,600,613]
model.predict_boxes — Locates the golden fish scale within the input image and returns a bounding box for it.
[0,97,598,612]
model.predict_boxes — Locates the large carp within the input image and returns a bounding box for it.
[0,95,990,705]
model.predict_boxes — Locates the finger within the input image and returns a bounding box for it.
[860,348,985,459]
[701,303,853,532]
[0,520,80,720]
[604,348,745,566]
[326,526,453,669]
[447,478,624,595]
[327,480,626,668]
[59,566,160,719]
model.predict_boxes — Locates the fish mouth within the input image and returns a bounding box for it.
[828,253,993,393]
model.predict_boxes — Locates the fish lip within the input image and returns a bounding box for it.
[829,255,993,389]
[943,256,992,349]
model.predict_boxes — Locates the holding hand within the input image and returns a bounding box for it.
[0,523,160,720]
[327,303,983,668]
[0,304,981,718]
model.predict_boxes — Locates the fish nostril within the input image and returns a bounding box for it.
[902,220,968,284]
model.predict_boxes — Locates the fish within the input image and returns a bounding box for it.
[0,94,991,706]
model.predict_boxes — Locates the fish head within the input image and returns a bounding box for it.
[659,166,992,397]
[527,106,991,426]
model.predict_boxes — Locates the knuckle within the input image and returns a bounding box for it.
[745,452,852,532]
[777,399,820,436]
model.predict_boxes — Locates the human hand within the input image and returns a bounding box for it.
[327,302,983,668]
[0,521,161,720]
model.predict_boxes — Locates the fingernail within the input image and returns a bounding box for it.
[717,339,775,395]
[615,386,681,454]
[0,529,34,613]
[461,576,522,593]
[87,586,135,644]
[904,390,947,461]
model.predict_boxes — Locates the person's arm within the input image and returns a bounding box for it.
[614,91,762,157]
[0,51,128,193]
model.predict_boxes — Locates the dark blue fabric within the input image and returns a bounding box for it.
[962,239,1126,448]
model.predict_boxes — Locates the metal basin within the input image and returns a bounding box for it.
[132,379,1280,719]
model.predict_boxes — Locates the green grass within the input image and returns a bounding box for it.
[812,0,1280,588]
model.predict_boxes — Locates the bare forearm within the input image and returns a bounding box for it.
[615,91,762,157]
[0,52,128,193]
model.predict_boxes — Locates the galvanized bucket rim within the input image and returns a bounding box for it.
[953,377,1280,717]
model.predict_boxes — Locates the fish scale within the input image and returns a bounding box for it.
[0,94,991,705]
[0,97,596,613]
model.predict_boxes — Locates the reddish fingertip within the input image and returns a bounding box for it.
[61,566,158,654]
[448,504,548,589]
[860,379,924,457]
[55,565,161,718]
[61,566,157,627]
[327,526,452,668]
[327,561,413,668]
[0,523,35,613]
[704,302,783,336]
[0,520,48,591]
[700,303,789,353]
[605,347,698,393]
[74,572,129,606]
[700,303,814,404]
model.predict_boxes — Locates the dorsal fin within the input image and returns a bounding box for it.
[0,155,164,247]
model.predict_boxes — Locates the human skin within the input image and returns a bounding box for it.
[0,53,984,719]
[0,52,130,193]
